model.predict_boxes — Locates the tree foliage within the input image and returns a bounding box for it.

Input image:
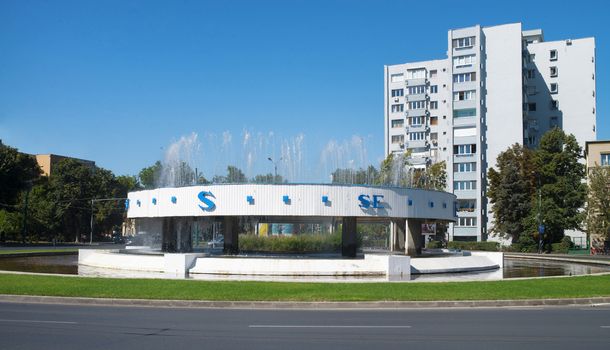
[586,166,610,245]
[532,128,586,244]
[331,166,379,185]
[0,142,42,207]
[138,161,162,189]
[487,144,536,242]
[411,161,447,191]
[252,173,285,184]
[487,129,586,246]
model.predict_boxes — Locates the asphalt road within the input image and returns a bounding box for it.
[1,302,609,350]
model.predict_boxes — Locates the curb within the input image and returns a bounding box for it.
[0,251,78,258]
[505,254,610,266]
[1,294,610,310]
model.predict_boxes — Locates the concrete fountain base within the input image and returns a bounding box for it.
[78,250,503,280]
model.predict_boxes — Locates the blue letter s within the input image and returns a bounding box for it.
[358,194,371,209]
[198,191,216,211]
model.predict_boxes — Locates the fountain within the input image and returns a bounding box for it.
[76,131,507,280]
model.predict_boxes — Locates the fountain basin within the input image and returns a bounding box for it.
[78,249,502,278]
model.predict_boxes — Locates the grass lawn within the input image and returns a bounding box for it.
[0,249,78,255]
[1,273,609,302]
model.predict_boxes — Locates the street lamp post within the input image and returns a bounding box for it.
[267,157,282,184]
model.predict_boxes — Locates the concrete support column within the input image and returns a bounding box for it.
[341,217,357,258]
[162,217,176,253]
[405,219,424,257]
[390,220,406,252]
[223,216,239,255]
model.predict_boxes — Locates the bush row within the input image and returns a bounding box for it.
[238,233,342,253]
[447,241,500,251]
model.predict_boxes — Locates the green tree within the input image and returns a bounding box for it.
[586,166,610,246]
[331,166,379,185]
[411,161,447,190]
[227,166,246,183]
[487,144,536,242]
[0,142,42,206]
[138,161,162,189]
[252,173,284,184]
[531,128,586,245]
[376,152,410,186]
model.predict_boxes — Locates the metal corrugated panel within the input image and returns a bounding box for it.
[127,184,456,222]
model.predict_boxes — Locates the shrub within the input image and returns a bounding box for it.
[514,234,538,253]
[447,241,500,251]
[551,236,573,254]
[427,240,444,249]
[239,233,342,253]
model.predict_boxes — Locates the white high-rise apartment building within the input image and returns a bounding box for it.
[383,23,596,242]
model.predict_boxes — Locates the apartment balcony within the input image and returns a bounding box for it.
[452,47,477,57]
[453,154,476,163]
[452,81,477,91]
[408,156,429,166]
[456,208,477,216]
[453,172,478,181]
[453,99,477,110]
[405,108,427,117]
[453,189,477,199]
[453,116,477,127]
[405,78,427,87]
[406,93,427,102]
[406,139,429,149]
[453,226,479,237]
[406,123,428,133]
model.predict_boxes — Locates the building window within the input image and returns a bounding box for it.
[526,86,537,96]
[529,53,536,62]
[453,181,477,191]
[453,72,476,83]
[453,90,476,101]
[453,54,476,68]
[390,73,404,83]
[550,66,558,77]
[456,217,477,227]
[550,100,559,110]
[454,144,476,155]
[406,68,426,79]
[549,117,558,128]
[407,85,426,95]
[430,116,438,125]
[430,85,438,94]
[430,101,438,109]
[453,162,477,173]
[453,108,476,118]
[391,119,404,128]
[526,69,535,79]
[409,132,425,141]
[550,83,558,94]
[409,116,425,126]
[457,199,476,212]
[407,101,426,110]
[391,89,404,97]
[391,135,404,144]
[429,70,437,78]
[528,103,536,112]
[391,104,404,113]
[601,153,610,166]
[550,49,558,61]
[452,36,476,49]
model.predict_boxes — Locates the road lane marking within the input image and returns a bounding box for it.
[601,326,610,328]
[0,319,77,325]
[249,325,411,329]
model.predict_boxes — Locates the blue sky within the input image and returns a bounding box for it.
[0,0,607,181]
